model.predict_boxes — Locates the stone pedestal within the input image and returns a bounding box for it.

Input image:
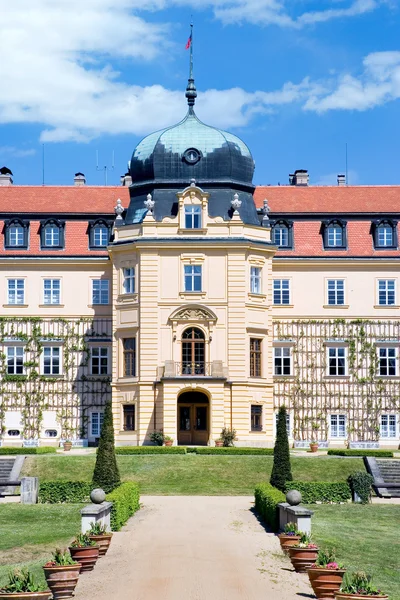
[278,502,313,534]
[20,477,39,504]
[81,501,113,533]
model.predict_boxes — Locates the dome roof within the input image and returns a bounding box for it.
[129,109,255,186]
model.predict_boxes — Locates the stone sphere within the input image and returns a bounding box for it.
[90,488,106,504]
[286,489,302,506]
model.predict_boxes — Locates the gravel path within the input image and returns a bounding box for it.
[74,496,314,600]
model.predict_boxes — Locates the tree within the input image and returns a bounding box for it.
[270,406,292,492]
[92,402,121,493]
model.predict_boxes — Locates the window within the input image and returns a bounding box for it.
[378,224,393,247]
[378,347,397,376]
[380,414,397,438]
[275,412,291,436]
[4,219,29,249]
[94,226,109,247]
[250,266,262,294]
[39,219,65,249]
[250,338,262,377]
[371,220,397,249]
[378,279,395,306]
[274,347,291,375]
[8,279,25,305]
[7,347,24,374]
[330,414,346,438]
[123,268,135,294]
[88,220,112,249]
[185,205,201,229]
[123,338,136,377]
[251,405,262,432]
[123,405,135,431]
[273,279,290,305]
[91,347,109,375]
[327,280,345,305]
[327,347,346,376]
[43,347,61,375]
[184,265,202,292]
[43,279,61,305]
[7,430,20,437]
[182,327,205,375]
[45,429,58,438]
[327,225,343,247]
[91,412,104,437]
[321,220,347,250]
[272,221,293,248]
[92,280,109,305]
[45,226,59,247]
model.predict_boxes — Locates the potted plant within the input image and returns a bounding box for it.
[0,570,51,600]
[220,427,237,447]
[278,522,301,554]
[68,534,99,572]
[63,440,72,452]
[164,436,173,447]
[307,548,346,598]
[149,431,165,446]
[215,439,223,447]
[309,440,319,452]
[288,533,319,572]
[87,522,113,557]
[335,572,388,600]
[42,549,81,600]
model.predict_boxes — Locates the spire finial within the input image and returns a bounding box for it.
[185,22,197,110]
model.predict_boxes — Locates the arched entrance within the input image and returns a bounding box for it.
[178,391,209,446]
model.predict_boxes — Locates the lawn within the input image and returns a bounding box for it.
[0,504,83,587]
[22,454,364,494]
[311,504,400,600]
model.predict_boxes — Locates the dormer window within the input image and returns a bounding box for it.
[321,219,347,250]
[4,219,29,249]
[371,219,397,250]
[40,219,65,249]
[185,205,201,229]
[88,220,112,249]
[272,220,293,249]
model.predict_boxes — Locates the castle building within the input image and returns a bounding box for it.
[0,76,399,449]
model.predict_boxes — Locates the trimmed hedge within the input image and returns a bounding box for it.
[254,483,286,532]
[327,449,393,458]
[106,481,140,531]
[286,481,351,504]
[348,471,374,504]
[195,447,274,455]
[115,446,187,454]
[0,446,57,455]
[39,481,92,503]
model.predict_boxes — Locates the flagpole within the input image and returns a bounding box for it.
[189,21,193,80]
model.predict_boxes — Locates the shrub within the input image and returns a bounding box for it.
[39,481,92,503]
[220,427,237,447]
[254,483,286,532]
[115,446,186,454]
[327,449,393,458]
[348,471,374,504]
[195,447,274,455]
[106,482,140,531]
[0,447,56,455]
[149,431,165,446]
[286,481,351,504]
[92,402,121,493]
[270,406,292,492]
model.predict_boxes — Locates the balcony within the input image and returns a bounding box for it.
[158,360,227,379]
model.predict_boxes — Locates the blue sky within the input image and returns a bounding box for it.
[0,1,399,187]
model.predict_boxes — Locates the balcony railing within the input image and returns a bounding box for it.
[159,360,227,379]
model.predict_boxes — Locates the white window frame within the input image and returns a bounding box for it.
[93,226,109,247]
[330,414,346,438]
[184,264,202,292]
[9,226,24,247]
[273,279,290,305]
[90,411,104,437]
[91,347,109,375]
[92,279,109,305]
[250,266,262,294]
[123,268,135,294]
[273,225,289,247]
[378,224,393,247]
[327,279,345,306]
[327,346,347,376]
[378,347,398,377]
[7,278,25,305]
[42,346,61,376]
[274,347,292,376]
[327,225,343,247]
[7,346,25,375]
[380,414,397,438]
[377,279,396,306]
[44,225,60,247]
[184,205,202,229]
[43,279,61,305]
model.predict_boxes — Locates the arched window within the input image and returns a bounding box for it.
[181,327,205,375]
[39,219,65,249]
[371,219,397,249]
[272,220,293,248]
[88,220,112,249]
[4,218,29,249]
[321,219,347,250]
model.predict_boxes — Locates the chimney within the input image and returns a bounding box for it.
[0,166,13,186]
[337,174,346,186]
[74,172,86,186]
[293,169,309,186]
[120,172,132,187]
[289,173,294,185]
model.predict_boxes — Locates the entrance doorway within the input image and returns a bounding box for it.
[178,391,209,446]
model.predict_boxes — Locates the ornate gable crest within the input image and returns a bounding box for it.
[169,305,217,323]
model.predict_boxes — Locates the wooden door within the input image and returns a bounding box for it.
[178,403,208,445]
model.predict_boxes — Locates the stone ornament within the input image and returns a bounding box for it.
[114,198,124,223]
[90,488,106,504]
[174,308,214,321]
[144,193,155,214]
[231,193,242,213]
[286,489,302,506]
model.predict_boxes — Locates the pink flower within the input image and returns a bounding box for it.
[326,562,339,569]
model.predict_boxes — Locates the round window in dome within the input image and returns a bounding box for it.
[182,148,201,165]
[7,430,20,437]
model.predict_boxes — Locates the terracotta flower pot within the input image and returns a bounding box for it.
[278,534,301,554]
[0,593,52,600]
[335,594,388,600]
[164,440,173,447]
[43,564,81,600]
[215,440,223,447]
[310,443,319,453]
[88,533,113,557]
[288,546,319,572]
[63,442,72,452]
[308,568,346,599]
[68,545,99,572]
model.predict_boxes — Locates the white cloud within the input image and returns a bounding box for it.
[0,146,36,158]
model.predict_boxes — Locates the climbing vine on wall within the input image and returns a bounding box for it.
[0,317,112,440]
[273,319,400,442]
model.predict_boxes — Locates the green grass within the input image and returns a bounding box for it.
[0,504,83,587]
[22,454,364,495]
[311,504,400,600]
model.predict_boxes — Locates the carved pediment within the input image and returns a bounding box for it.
[169,304,217,323]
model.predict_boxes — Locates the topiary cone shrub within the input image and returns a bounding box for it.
[270,405,293,492]
[92,402,121,493]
